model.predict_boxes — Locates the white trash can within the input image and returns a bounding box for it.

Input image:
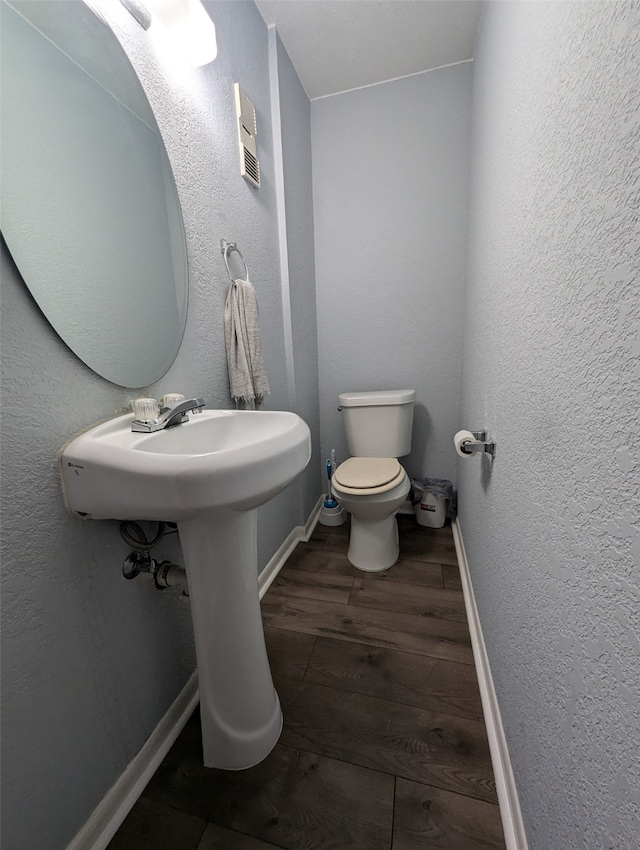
[415,489,446,528]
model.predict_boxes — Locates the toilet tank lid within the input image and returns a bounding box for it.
[338,389,416,407]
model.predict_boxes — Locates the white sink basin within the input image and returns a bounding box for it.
[60,407,311,770]
[61,409,311,520]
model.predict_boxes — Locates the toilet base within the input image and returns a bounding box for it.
[347,513,400,572]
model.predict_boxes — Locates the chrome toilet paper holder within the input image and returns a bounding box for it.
[462,430,497,458]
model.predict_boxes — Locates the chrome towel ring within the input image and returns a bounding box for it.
[220,238,249,283]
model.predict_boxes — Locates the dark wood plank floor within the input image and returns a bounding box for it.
[109,516,506,850]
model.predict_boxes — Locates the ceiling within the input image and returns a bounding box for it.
[255,0,482,100]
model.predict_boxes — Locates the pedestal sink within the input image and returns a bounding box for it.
[61,408,311,769]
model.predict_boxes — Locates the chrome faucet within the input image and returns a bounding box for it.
[131,397,206,432]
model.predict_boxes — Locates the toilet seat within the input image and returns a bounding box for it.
[333,457,405,496]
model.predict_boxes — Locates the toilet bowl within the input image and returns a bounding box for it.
[333,390,416,572]
[332,457,410,571]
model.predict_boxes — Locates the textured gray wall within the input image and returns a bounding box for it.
[458,3,640,848]
[311,63,471,484]
[274,30,321,520]
[0,2,319,848]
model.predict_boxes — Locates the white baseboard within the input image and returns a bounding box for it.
[67,495,323,850]
[66,671,199,850]
[452,519,529,850]
[258,494,323,598]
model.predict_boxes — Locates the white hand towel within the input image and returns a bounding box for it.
[224,277,270,408]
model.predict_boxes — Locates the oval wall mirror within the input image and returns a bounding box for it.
[0,0,189,388]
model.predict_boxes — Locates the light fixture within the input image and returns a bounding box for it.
[120,0,218,66]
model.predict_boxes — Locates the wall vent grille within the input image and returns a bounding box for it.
[243,148,260,186]
[234,83,260,188]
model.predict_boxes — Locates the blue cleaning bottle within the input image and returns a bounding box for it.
[324,458,338,508]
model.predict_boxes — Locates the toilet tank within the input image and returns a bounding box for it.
[339,390,416,457]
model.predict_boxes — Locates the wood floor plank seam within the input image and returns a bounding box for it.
[269,736,499,809]
[199,823,290,850]
[394,773,505,808]
[263,619,476,667]
[272,739,400,783]
[299,676,484,724]
[302,635,483,722]
[391,775,397,850]
[345,593,467,625]
[262,594,475,666]
[301,635,319,680]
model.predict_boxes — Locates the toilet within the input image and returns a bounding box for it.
[332,389,416,572]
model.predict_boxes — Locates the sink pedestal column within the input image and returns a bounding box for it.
[178,508,282,769]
